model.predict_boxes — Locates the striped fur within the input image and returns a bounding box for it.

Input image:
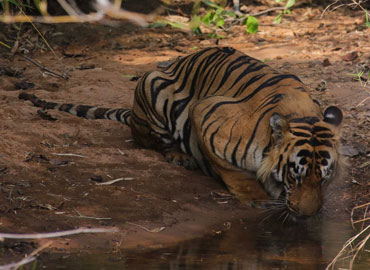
[19,47,343,217]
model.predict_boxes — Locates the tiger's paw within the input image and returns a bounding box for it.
[164,151,198,170]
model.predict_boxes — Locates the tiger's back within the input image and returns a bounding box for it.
[131,47,323,174]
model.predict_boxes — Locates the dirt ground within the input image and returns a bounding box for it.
[0,1,369,265]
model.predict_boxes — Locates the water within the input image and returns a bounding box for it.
[37,218,369,270]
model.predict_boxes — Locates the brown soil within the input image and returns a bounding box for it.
[0,2,369,264]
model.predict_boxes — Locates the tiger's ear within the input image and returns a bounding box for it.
[323,106,343,127]
[270,113,288,145]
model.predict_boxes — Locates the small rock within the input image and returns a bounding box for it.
[0,66,23,77]
[37,109,57,121]
[89,175,103,183]
[315,80,327,92]
[77,64,95,70]
[322,58,331,67]
[49,159,69,166]
[341,52,358,62]
[341,145,360,157]
[15,81,35,90]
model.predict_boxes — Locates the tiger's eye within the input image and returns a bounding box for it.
[299,158,307,165]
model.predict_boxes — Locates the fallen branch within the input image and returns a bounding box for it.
[52,153,87,158]
[126,222,165,233]
[95,177,134,186]
[0,227,118,241]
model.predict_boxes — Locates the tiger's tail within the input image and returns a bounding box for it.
[18,93,131,126]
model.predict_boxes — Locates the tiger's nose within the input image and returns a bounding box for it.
[289,185,323,217]
[296,189,322,216]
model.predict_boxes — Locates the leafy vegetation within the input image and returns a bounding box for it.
[0,0,34,11]
[190,0,235,37]
[273,0,295,24]
[152,0,296,37]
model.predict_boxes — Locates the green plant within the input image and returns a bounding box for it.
[274,0,295,24]
[245,15,258,34]
[350,68,370,87]
[200,0,234,28]
[151,0,297,36]
[0,0,34,12]
[189,0,235,37]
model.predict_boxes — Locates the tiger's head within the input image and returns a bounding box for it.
[258,106,343,217]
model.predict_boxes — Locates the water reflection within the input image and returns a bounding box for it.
[124,218,357,270]
[39,217,369,270]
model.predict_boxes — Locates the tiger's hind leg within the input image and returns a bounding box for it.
[129,112,198,170]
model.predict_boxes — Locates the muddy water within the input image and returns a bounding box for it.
[38,218,369,270]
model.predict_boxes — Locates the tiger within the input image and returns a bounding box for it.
[19,47,343,218]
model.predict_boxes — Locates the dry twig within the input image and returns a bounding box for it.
[20,54,68,80]
[351,202,370,230]
[0,227,118,241]
[321,0,370,18]
[69,208,112,220]
[326,202,370,270]
[0,0,161,26]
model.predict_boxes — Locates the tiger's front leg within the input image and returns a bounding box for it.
[189,97,270,204]
[212,166,270,204]
[164,150,198,170]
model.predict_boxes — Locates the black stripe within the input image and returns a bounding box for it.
[316,139,333,147]
[75,105,92,118]
[318,150,331,159]
[294,139,313,147]
[59,104,74,112]
[209,125,221,154]
[182,118,192,154]
[291,131,311,137]
[229,62,266,89]
[292,125,312,132]
[315,133,334,138]
[276,154,283,175]
[232,74,266,97]
[231,137,242,167]
[284,143,291,152]
[202,75,296,127]
[282,164,287,182]
[297,149,312,157]
[252,93,284,115]
[241,106,276,165]
[313,99,320,106]
[295,86,306,92]
[223,119,239,157]
[290,117,320,125]
[313,126,331,132]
